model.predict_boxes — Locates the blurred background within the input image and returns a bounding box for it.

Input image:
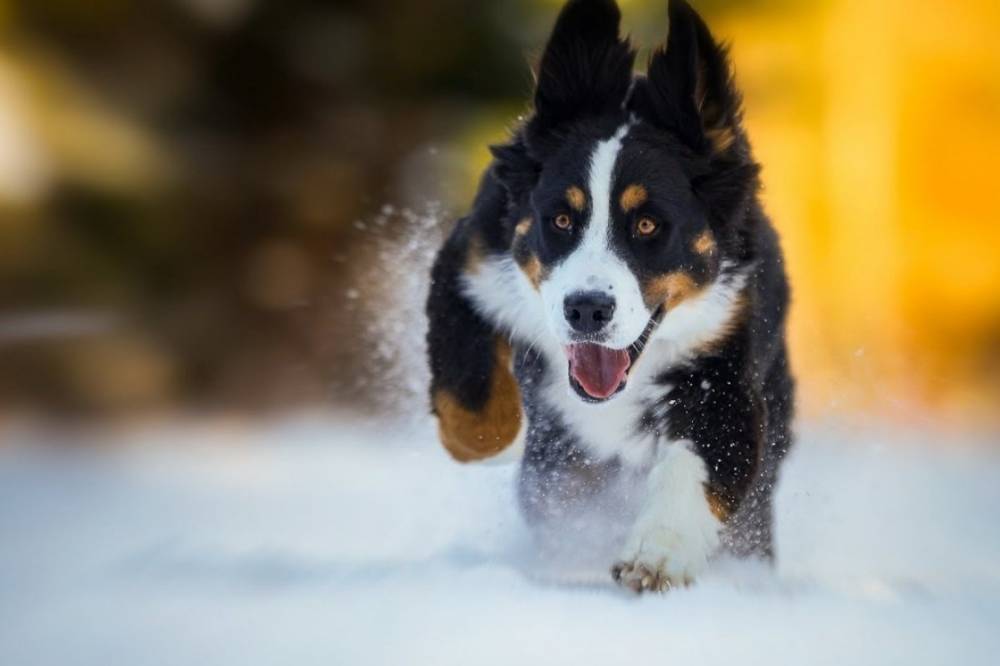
[1,0,998,429]
[2,4,999,662]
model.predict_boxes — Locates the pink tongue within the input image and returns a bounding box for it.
[567,343,631,400]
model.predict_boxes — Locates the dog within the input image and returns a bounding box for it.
[426,0,794,593]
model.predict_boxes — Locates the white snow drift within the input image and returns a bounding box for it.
[0,415,998,665]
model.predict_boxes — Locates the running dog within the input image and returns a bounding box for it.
[426,0,794,593]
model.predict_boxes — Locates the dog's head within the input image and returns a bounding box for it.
[492,0,759,404]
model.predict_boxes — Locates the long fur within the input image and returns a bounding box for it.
[426,0,795,590]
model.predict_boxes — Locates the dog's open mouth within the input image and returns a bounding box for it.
[565,307,664,403]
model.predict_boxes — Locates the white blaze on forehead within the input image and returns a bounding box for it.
[582,123,631,254]
[539,122,651,349]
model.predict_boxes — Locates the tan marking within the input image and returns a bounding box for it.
[619,184,648,212]
[643,271,701,311]
[692,293,749,356]
[631,283,746,375]
[693,230,717,256]
[511,220,546,290]
[705,486,731,522]
[692,51,736,156]
[706,126,736,154]
[566,186,586,212]
[434,339,522,463]
[519,254,544,290]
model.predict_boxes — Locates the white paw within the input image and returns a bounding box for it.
[611,442,721,594]
[612,524,713,593]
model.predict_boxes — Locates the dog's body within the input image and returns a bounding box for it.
[426,0,794,592]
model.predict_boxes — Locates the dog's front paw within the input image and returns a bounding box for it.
[611,526,703,594]
[611,443,722,594]
[611,558,690,593]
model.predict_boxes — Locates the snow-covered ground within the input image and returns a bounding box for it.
[1,415,998,665]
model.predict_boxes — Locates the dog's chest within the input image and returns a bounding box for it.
[553,385,660,467]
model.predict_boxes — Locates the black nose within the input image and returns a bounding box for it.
[563,291,616,334]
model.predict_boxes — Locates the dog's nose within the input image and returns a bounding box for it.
[563,291,616,334]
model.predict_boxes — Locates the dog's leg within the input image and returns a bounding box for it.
[611,442,722,593]
[723,347,794,557]
[427,220,524,462]
[658,361,771,558]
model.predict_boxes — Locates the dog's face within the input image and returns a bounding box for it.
[493,0,757,403]
[514,126,721,402]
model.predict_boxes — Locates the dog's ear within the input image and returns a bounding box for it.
[631,0,741,158]
[489,138,539,202]
[527,0,636,147]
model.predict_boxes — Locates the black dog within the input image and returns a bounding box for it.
[426,0,793,592]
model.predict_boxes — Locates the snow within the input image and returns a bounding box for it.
[1,415,998,665]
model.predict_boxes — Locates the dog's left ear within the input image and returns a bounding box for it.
[631,0,741,159]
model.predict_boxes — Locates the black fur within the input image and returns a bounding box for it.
[527,0,636,154]
[426,0,794,563]
[426,172,511,412]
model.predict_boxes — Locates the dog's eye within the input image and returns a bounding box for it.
[635,217,659,237]
[553,214,573,231]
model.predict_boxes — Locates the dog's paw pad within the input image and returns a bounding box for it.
[611,560,691,594]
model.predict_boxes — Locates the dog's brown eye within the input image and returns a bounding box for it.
[636,217,659,237]
[553,214,573,231]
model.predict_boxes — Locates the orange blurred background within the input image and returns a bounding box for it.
[0,0,998,429]
[715,0,1000,422]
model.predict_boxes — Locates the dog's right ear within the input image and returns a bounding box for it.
[493,1,635,198]
[489,138,539,204]
[527,0,636,149]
